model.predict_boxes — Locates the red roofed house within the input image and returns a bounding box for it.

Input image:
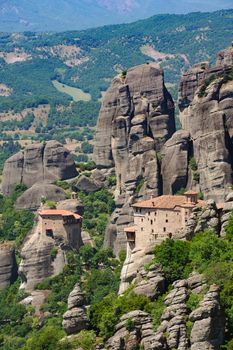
[124,191,206,254]
[38,209,83,250]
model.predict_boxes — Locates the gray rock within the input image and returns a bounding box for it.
[0,244,17,289]
[15,182,67,211]
[161,130,191,194]
[76,175,102,193]
[2,141,78,196]
[63,283,89,335]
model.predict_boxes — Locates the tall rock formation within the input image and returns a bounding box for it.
[0,244,17,289]
[178,48,233,201]
[2,140,78,196]
[93,63,175,254]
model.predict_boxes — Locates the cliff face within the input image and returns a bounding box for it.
[93,63,175,254]
[178,48,233,201]
[2,140,78,196]
[0,244,17,289]
[93,63,175,197]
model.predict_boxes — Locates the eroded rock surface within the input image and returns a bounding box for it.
[63,283,89,335]
[2,141,78,195]
[0,244,17,289]
[178,48,233,201]
[93,63,175,254]
[15,182,67,211]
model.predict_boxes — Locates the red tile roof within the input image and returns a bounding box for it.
[39,209,81,220]
[132,195,206,210]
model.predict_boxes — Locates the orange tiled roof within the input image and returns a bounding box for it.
[132,195,206,210]
[124,226,137,232]
[39,209,81,220]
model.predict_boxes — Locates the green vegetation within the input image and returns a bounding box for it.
[135,177,145,194]
[52,80,92,102]
[189,157,198,171]
[0,184,34,245]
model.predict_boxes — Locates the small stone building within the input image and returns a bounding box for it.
[38,209,83,250]
[124,191,206,254]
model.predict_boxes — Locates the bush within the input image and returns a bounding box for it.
[189,157,198,171]
[153,239,191,284]
[47,200,56,209]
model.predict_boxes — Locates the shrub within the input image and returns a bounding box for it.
[47,200,56,209]
[153,239,191,284]
[189,157,198,171]
[50,247,58,260]
[135,178,144,194]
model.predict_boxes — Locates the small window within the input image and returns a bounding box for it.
[148,211,150,216]
[152,229,154,233]
[151,220,153,225]
[166,219,168,223]
[141,218,143,222]
[141,227,143,231]
[163,227,166,232]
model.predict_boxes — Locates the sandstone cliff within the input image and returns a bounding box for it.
[178,48,233,201]
[93,63,175,254]
[2,140,78,196]
[0,244,17,289]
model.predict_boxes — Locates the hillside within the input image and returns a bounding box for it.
[0,0,231,32]
[0,9,232,170]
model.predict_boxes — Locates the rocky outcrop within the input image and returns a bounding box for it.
[2,141,78,196]
[0,244,17,289]
[161,130,191,194]
[216,47,233,67]
[63,283,89,335]
[19,212,83,291]
[76,175,102,193]
[57,198,84,216]
[190,285,225,350]
[106,310,166,350]
[112,274,223,350]
[179,199,221,240]
[220,192,233,236]
[178,49,233,201]
[94,63,175,254]
[134,264,165,301]
[15,182,67,211]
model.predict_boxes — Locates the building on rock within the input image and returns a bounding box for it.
[38,209,83,250]
[124,191,205,255]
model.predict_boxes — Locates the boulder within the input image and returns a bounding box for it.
[63,283,89,335]
[15,182,67,211]
[76,175,102,193]
[57,198,84,216]
[2,141,78,196]
[0,244,17,289]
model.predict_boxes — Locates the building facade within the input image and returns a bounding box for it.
[38,209,83,250]
[124,191,206,254]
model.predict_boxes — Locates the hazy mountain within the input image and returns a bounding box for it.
[0,0,232,32]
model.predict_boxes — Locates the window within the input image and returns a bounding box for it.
[141,218,143,222]
[46,229,54,238]
[152,229,154,233]
[141,227,143,231]
[151,220,153,225]
[163,227,166,232]
[148,211,150,216]
[166,219,168,223]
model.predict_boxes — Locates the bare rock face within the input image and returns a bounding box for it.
[161,130,191,194]
[2,141,78,196]
[216,47,233,67]
[106,310,166,350]
[178,52,233,201]
[0,244,17,289]
[57,198,84,216]
[19,214,83,291]
[15,182,67,211]
[94,63,175,254]
[190,285,225,350]
[63,283,89,335]
[76,175,102,193]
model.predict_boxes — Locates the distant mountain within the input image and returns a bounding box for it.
[0,0,232,32]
